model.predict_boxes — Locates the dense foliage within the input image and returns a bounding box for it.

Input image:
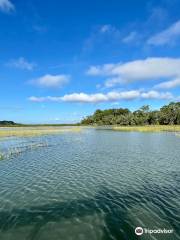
[81,102,180,126]
[0,121,16,126]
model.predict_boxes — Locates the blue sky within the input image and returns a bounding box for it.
[0,0,180,123]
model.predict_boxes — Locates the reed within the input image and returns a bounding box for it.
[112,125,180,132]
[0,127,82,138]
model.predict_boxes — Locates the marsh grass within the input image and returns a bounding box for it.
[112,125,180,132]
[0,141,49,161]
[0,127,83,161]
[0,127,82,138]
[0,153,4,160]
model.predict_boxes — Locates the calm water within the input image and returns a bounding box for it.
[0,129,180,240]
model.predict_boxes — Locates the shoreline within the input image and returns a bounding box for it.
[111,125,180,132]
[0,126,82,138]
[0,125,179,138]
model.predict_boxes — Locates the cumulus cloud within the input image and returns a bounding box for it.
[87,57,180,88]
[31,74,70,88]
[0,0,14,13]
[147,20,180,46]
[7,57,35,70]
[28,90,174,104]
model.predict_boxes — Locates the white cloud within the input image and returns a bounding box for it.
[7,57,35,70]
[154,78,180,89]
[28,96,47,103]
[31,74,70,88]
[87,57,180,88]
[99,24,121,36]
[82,24,121,54]
[0,0,14,13]
[122,31,139,43]
[100,25,112,33]
[28,90,174,104]
[87,63,116,76]
[61,93,108,103]
[147,20,180,46]
[140,90,173,99]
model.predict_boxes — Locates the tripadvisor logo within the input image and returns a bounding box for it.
[135,226,173,236]
[135,227,143,236]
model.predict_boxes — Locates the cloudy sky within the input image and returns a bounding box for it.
[0,0,180,123]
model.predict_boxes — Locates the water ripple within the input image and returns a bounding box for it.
[0,130,179,239]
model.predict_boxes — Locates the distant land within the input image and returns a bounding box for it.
[1,102,180,127]
[0,121,18,126]
[0,121,79,127]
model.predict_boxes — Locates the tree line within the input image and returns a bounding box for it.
[81,102,180,126]
[0,121,16,126]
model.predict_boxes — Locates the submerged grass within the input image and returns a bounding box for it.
[0,127,83,160]
[0,127,82,138]
[112,125,180,132]
[0,141,50,161]
[0,153,4,160]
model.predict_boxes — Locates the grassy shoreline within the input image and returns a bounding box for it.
[0,125,179,138]
[112,125,180,132]
[0,124,80,128]
[0,126,82,138]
